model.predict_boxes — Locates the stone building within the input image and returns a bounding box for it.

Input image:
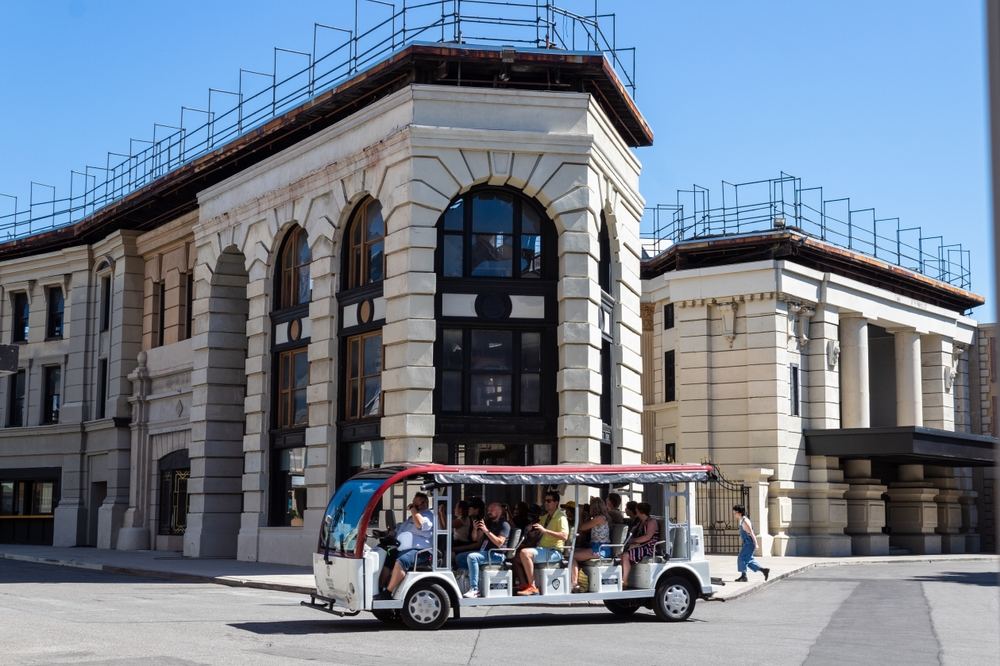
[0,37,650,564]
[640,216,996,556]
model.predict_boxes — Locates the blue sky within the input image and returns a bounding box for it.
[0,1,992,318]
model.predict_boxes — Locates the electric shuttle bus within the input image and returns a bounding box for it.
[303,463,717,630]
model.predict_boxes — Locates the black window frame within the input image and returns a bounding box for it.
[664,303,674,330]
[790,363,801,417]
[598,213,611,294]
[100,275,112,332]
[6,369,25,427]
[45,286,64,340]
[42,365,61,425]
[664,350,676,403]
[96,358,108,420]
[11,292,28,343]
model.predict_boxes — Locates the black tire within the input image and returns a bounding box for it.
[653,575,696,622]
[604,599,641,617]
[371,608,401,624]
[400,582,451,631]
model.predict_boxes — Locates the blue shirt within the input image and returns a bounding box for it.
[396,509,435,551]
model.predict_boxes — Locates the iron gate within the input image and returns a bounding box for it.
[697,466,750,554]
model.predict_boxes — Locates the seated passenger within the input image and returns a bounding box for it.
[570,497,611,592]
[606,492,625,524]
[453,498,485,554]
[511,501,531,531]
[515,491,569,596]
[381,491,435,598]
[456,501,511,598]
[621,502,658,588]
[624,500,639,529]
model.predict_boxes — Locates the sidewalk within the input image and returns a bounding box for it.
[1,543,994,602]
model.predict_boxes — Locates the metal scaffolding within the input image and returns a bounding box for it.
[0,1,635,242]
[641,173,973,292]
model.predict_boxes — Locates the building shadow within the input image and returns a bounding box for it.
[907,570,999,587]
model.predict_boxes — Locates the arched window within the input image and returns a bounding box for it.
[269,225,311,526]
[598,213,614,463]
[344,198,385,291]
[337,198,386,483]
[278,226,311,309]
[598,213,611,293]
[434,188,557,487]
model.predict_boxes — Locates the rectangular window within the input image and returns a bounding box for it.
[664,350,676,403]
[663,443,676,464]
[46,286,64,339]
[42,365,61,424]
[344,331,382,420]
[183,272,194,340]
[7,370,24,427]
[277,347,309,428]
[664,303,674,330]
[155,281,166,347]
[790,363,801,417]
[12,292,28,343]
[97,358,108,420]
[100,276,112,332]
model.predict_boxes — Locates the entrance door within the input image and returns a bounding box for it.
[88,482,107,546]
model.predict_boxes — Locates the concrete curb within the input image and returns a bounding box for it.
[0,552,314,595]
[713,555,1000,602]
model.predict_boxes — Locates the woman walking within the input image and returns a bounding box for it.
[733,504,770,582]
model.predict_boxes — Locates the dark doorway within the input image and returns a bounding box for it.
[88,481,107,546]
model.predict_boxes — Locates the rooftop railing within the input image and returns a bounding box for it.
[641,173,973,291]
[0,1,634,242]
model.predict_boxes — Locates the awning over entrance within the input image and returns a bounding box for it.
[804,426,997,467]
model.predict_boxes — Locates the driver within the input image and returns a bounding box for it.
[381,492,435,598]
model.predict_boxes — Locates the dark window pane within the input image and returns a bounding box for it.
[1,481,13,514]
[100,276,112,332]
[47,288,64,338]
[363,377,381,416]
[470,233,513,277]
[521,332,541,372]
[366,201,384,240]
[367,241,384,283]
[471,330,512,370]
[294,350,309,389]
[363,334,382,375]
[297,263,311,305]
[442,329,463,369]
[522,205,541,234]
[349,339,360,379]
[520,234,542,278]
[293,388,308,425]
[12,292,28,342]
[470,374,511,413]
[347,381,359,420]
[520,373,540,412]
[443,199,464,231]
[443,234,463,276]
[471,192,514,233]
[441,371,462,411]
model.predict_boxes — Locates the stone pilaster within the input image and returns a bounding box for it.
[893,329,922,426]
[839,314,870,428]
[955,467,980,553]
[926,465,965,553]
[805,455,851,556]
[886,464,941,554]
[806,305,840,429]
[740,467,774,554]
[921,335,955,429]
[52,454,86,547]
[843,459,889,555]
[613,200,646,466]
[117,351,151,550]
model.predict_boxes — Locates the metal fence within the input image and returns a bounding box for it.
[0,1,635,242]
[641,173,972,291]
[696,466,750,555]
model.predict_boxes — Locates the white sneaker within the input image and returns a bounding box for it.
[463,588,479,598]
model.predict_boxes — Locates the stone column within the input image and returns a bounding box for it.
[805,456,851,556]
[843,459,889,555]
[893,329,923,427]
[925,465,965,553]
[380,197,439,466]
[740,467,774,555]
[886,464,941,554]
[955,467,980,553]
[806,305,840,429]
[921,335,955,429]
[185,249,248,558]
[839,314,870,428]
[117,352,151,550]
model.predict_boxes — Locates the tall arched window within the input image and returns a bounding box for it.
[270,225,311,526]
[598,213,614,463]
[434,187,557,490]
[337,198,386,483]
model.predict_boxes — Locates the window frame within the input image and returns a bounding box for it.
[96,358,108,420]
[6,369,25,428]
[790,363,801,417]
[664,350,676,403]
[45,286,64,340]
[343,198,385,292]
[275,347,309,430]
[11,292,28,343]
[664,303,675,330]
[343,330,383,421]
[41,365,61,425]
[278,226,312,310]
[100,275,112,332]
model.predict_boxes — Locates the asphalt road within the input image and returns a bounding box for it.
[0,559,996,665]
